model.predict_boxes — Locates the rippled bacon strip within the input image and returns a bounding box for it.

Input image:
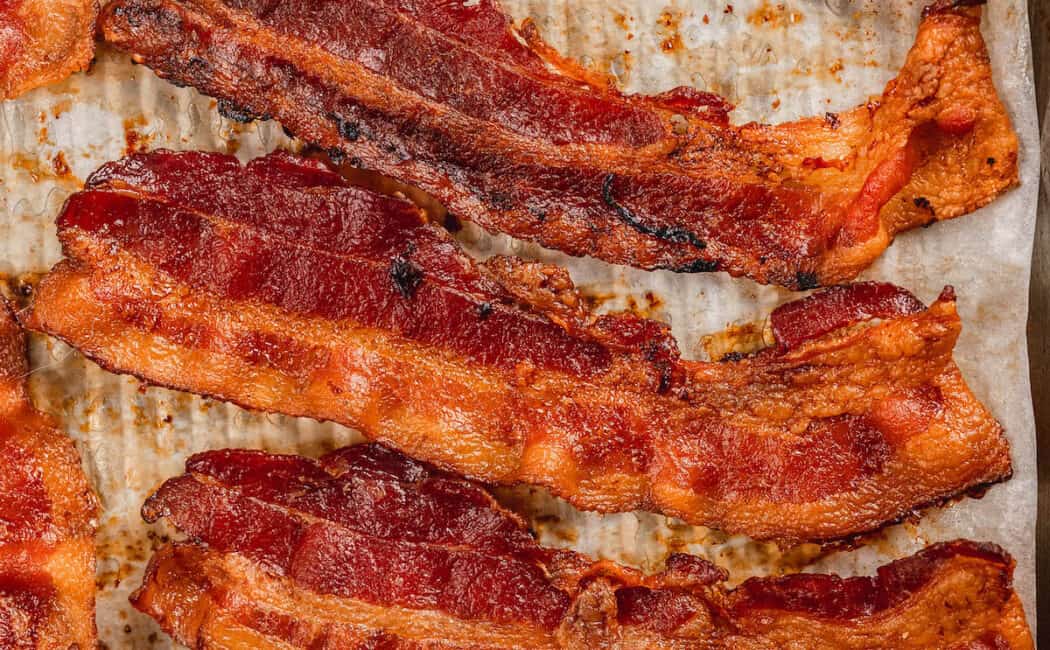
[0,299,97,648]
[24,150,1012,543]
[133,444,1033,649]
[0,0,96,98]
[98,0,1017,288]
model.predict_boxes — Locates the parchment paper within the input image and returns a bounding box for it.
[0,1,1039,646]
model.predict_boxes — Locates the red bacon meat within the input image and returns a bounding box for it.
[132,444,1034,649]
[98,0,1019,288]
[0,298,97,648]
[23,150,1013,543]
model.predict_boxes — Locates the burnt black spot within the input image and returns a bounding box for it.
[390,256,424,299]
[824,112,841,129]
[185,56,209,74]
[488,191,513,210]
[987,157,996,165]
[443,213,463,233]
[282,125,297,139]
[114,5,143,27]
[719,351,745,363]
[528,206,548,223]
[329,113,360,141]
[641,341,679,395]
[656,366,673,394]
[326,148,347,165]
[478,302,493,319]
[601,174,707,250]
[676,258,719,273]
[758,256,768,265]
[643,343,663,362]
[217,99,268,123]
[795,271,820,290]
[913,196,935,216]
[349,157,363,168]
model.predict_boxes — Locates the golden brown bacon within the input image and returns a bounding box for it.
[133,444,1034,649]
[24,150,1013,543]
[0,0,96,98]
[0,299,97,648]
[98,0,1017,288]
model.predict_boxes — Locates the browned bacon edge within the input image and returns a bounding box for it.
[0,0,98,99]
[0,297,98,649]
[99,0,1018,288]
[131,443,1034,649]
[23,150,1013,545]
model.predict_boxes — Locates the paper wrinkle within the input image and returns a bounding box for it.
[0,0,1038,645]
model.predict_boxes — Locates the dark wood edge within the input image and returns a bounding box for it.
[1028,0,1048,645]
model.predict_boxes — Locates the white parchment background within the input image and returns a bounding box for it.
[0,1,1039,646]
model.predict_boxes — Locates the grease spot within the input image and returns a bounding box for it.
[657,10,684,53]
[747,2,804,28]
[123,115,151,154]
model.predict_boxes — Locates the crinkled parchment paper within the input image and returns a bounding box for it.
[0,1,1039,646]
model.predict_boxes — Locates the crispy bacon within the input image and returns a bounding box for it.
[132,444,1034,649]
[0,298,97,648]
[24,150,1013,543]
[98,0,1017,288]
[0,0,96,98]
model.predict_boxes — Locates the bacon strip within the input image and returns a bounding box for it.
[0,0,96,98]
[98,0,1017,288]
[132,444,1034,649]
[24,150,1013,543]
[0,298,97,648]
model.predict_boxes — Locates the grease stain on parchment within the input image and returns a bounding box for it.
[746,2,804,28]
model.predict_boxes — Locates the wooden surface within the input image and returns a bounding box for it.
[1030,0,1047,644]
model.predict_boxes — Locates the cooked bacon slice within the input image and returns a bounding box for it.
[24,150,1013,543]
[132,444,1034,649]
[0,298,97,648]
[0,0,96,98]
[98,0,1017,288]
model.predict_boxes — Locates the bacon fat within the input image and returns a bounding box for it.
[97,0,1018,288]
[23,150,1013,543]
[0,298,97,648]
[132,443,1034,649]
[0,0,96,98]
